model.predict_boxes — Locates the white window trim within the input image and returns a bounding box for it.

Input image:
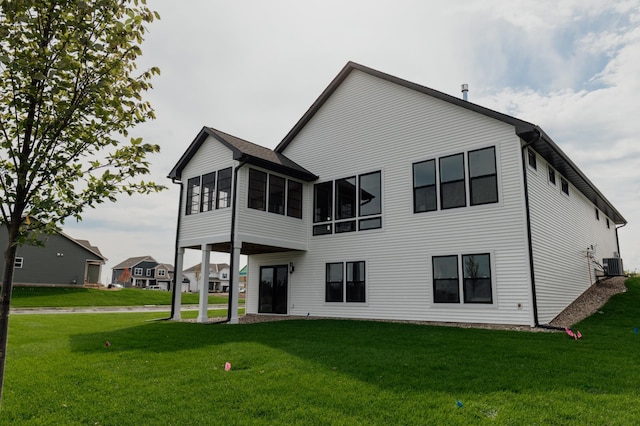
[14,257,23,269]
[133,267,143,276]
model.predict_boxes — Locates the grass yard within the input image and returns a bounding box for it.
[1,277,639,425]
[9,286,243,308]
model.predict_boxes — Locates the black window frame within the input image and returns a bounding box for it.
[313,170,382,236]
[468,146,498,206]
[359,171,382,217]
[606,218,610,229]
[216,167,232,209]
[439,153,466,210]
[200,172,216,212]
[336,176,357,221]
[268,174,286,215]
[325,262,344,302]
[346,261,366,303]
[186,176,201,215]
[433,255,460,303]
[548,167,556,185]
[248,169,267,211]
[528,149,537,169]
[313,181,333,224]
[287,180,303,219]
[413,159,437,213]
[462,253,493,304]
[595,208,600,221]
[561,178,569,195]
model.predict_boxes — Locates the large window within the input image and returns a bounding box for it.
[325,263,343,302]
[468,146,498,205]
[247,168,303,219]
[413,159,437,213]
[439,154,466,209]
[200,172,216,212]
[314,171,382,236]
[326,261,366,303]
[287,181,303,219]
[413,146,499,214]
[248,169,267,211]
[313,181,333,235]
[433,255,460,303]
[216,167,232,209]
[462,254,492,303]
[433,253,493,304]
[346,261,366,303]
[268,175,286,215]
[186,167,234,216]
[186,176,201,215]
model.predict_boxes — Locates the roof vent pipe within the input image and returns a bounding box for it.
[461,84,469,101]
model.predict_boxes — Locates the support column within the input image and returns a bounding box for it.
[172,248,185,320]
[197,245,210,323]
[229,244,241,324]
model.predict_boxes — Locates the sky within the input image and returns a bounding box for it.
[63,0,640,282]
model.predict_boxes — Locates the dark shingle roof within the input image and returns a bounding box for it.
[112,256,156,270]
[168,127,317,182]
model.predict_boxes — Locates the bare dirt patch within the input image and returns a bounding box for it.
[549,276,627,328]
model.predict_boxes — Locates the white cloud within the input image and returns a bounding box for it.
[56,0,640,278]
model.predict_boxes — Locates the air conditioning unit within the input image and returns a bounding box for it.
[603,258,624,276]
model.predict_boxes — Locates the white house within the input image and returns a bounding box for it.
[168,62,626,326]
[182,262,230,293]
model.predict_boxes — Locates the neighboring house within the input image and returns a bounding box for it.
[168,61,626,326]
[0,226,106,287]
[239,265,247,291]
[182,263,230,292]
[111,256,174,289]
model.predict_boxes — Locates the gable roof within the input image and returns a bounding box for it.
[168,127,317,182]
[275,61,626,225]
[183,263,230,273]
[112,255,157,270]
[155,263,174,272]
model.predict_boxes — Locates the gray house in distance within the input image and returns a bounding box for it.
[111,256,174,289]
[0,227,106,286]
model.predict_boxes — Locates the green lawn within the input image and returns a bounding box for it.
[8,286,243,308]
[1,278,639,425]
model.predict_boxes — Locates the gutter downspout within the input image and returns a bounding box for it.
[157,178,183,322]
[521,129,541,327]
[214,158,247,325]
[615,223,626,259]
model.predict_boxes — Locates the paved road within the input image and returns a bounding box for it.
[11,304,229,315]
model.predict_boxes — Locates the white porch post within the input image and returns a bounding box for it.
[197,244,210,323]
[172,248,185,320]
[229,243,241,324]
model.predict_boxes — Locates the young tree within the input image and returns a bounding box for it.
[0,0,165,405]
[117,267,132,287]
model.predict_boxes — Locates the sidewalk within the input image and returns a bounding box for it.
[12,304,229,315]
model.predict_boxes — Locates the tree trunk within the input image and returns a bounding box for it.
[0,223,20,408]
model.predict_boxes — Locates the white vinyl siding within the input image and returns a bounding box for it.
[179,136,235,247]
[248,70,534,325]
[527,152,619,323]
[236,166,309,251]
